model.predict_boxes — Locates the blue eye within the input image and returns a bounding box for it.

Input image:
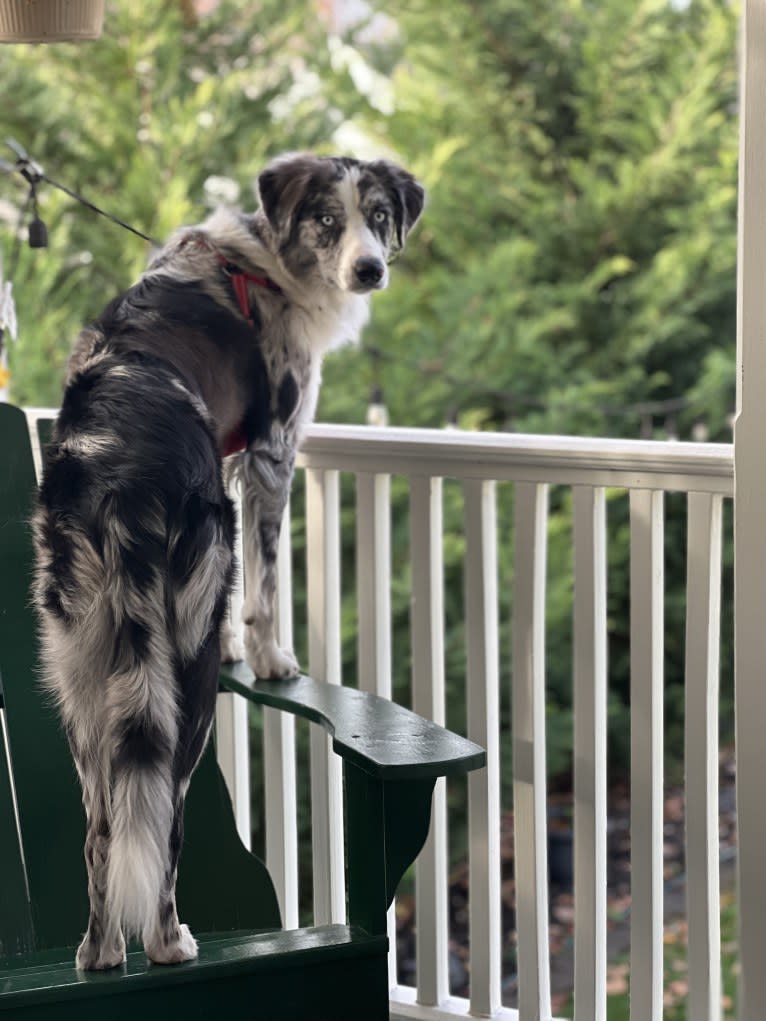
[320,214,335,227]
[373,209,387,223]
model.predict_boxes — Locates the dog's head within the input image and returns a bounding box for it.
[256,153,424,293]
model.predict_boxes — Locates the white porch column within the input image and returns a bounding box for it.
[735,3,766,1019]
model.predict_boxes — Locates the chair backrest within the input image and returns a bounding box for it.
[0,403,280,957]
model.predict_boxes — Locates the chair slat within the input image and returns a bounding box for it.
[685,492,723,1021]
[410,476,449,1006]
[356,473,392,697]
[0,405,87,951]
[573,486,608,1021]
[264,495,299,929]
[512,482,552,1019]
[629,489,664,1021]
[306,468,346,926]
[464,479,502,1017]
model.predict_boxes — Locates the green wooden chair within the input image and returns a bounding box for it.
[0,402,485,1020]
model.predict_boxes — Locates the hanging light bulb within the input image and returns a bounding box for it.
[445,406,460,431]
[27,183,48,248]
[366,384,389,427]
[692,420,709,443]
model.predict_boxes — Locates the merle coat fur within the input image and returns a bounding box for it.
[32,153,424,969]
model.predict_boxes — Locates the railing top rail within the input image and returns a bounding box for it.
[298,424,733,495]
[22,409,733,495]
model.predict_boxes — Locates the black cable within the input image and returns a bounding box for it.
[40,173,159,246]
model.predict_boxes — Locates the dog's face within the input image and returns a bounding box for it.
[256,154,424,293]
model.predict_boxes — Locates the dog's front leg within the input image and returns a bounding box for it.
[239,445,299,680]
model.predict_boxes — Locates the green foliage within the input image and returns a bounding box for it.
[317,0,739,788]
[1,0,339,403]
[1,0,739,811]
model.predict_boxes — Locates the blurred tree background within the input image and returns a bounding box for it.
[0,0,738,892]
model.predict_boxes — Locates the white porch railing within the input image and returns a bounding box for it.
[24,408,736,1018]
[224,422,734,1021]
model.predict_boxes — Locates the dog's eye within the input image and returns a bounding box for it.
[373,209,387,224]
[319,214,335,227]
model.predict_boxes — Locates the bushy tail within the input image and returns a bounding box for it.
[106,741,175,940]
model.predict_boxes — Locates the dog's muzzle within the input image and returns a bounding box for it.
[352,256,386,291]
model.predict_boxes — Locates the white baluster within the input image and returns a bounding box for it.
[512,482,552,1020]
[410,476,449,1007]
[685,492,723,1021]
[573,486,608,1021]
[629,489,664,1021]
[356,470,398,986]
[264,494,299,928]
[306,467,346,925]
[464,478,502,1017]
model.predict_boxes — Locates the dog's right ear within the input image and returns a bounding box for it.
[257,154,316,234]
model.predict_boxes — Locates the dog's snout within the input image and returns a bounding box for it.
[353,257,385,289]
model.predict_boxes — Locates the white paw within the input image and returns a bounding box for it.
[146,923,198,965]
[75,931,126,971]
[220,619,244,663]
[245,633,300,680]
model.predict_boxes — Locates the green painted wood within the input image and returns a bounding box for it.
[1,400,485,1017]
[344,763,435,936]
[177,740,281,933]
[0,926,389,1020]
[0,403,85,952]
[0,711,34,958]
[220,663,487,779]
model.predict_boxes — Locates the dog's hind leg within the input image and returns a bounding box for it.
[69,737,126,971]
[239,446,299,679]
[144,625,220,964]
[142,785,197,965]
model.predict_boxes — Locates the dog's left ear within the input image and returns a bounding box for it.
[257,153,316,234]
[368,161,425,250]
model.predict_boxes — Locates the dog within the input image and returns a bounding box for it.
[32,153,424,970]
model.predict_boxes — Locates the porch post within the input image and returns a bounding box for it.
[734,2,766,1018]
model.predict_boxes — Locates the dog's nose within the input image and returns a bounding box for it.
[353,257,385,288]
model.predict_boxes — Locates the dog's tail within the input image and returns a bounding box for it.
[104,662,178,941]
[107,759,174,939]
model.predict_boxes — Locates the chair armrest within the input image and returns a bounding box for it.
[218,663,486,779]
[218,662,486,936]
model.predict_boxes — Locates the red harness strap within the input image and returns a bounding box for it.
[219,256,281,323]
[223,422,248,457]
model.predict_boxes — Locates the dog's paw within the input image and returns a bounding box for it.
[145,923,198,965]
[75,931,126,971]
[245,634,300,680]
[220,619,244,663]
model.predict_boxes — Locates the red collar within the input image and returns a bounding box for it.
[175,233,280,324]
[217,254,281,322]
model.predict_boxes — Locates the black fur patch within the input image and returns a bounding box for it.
[120,617,151,662]
[115,718,171,772]
[242,346,272,445]
[120,543,157,595]
[39,454,90,516]
[168,492,221,585]
[277,372,299,424]
[43,584,69,623]
[172,628,220,786]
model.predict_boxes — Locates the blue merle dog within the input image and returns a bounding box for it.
[32,153,423,969]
